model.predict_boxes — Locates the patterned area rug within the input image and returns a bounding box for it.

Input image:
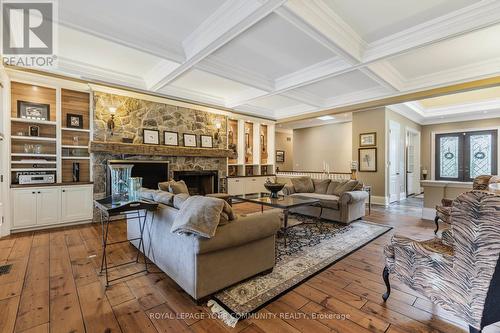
[211,214,392,322]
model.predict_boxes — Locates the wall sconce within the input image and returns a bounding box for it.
[107,107,116,135]
[214,121,222,144]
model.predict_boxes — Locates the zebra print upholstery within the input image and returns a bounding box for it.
[385,191,500,332]
[434,175,499,234]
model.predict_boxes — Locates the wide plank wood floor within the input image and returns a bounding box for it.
[1,202,499,333]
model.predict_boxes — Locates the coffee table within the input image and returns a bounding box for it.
[231,192,320,231]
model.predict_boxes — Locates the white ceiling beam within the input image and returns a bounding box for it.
[363,0,500,62]
[227,0,500,109]
[147,0,286,91]
[275,0,365,63]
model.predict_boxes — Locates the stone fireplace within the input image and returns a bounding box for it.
[90,90,229,199]
[173,170,218,195]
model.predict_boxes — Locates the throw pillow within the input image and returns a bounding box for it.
[173,193,190,209]
[170,180,189,194]
[313,179,330,194]
[326,181,342,195]
[152,191,174,205]
[333,180,359,196]
[158,180,175,192]
[291,176,314,193]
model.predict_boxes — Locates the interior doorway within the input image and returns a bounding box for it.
[389,121,401,203]
[405,128,421,197]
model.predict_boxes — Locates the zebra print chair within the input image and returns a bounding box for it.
[384,191,500,333]
[434,175,499,234]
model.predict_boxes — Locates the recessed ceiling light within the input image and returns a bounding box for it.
[316,115,335,121]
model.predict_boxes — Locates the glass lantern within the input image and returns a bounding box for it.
[108,164,133,200]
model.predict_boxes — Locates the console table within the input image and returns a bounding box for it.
[94,196,158,287]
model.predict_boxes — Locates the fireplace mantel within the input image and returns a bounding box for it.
[89,141,235,158]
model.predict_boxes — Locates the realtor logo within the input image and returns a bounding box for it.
[1,0,57,67]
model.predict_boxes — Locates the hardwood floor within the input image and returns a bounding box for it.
[1,203,499,333]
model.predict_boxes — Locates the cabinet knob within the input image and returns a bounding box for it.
[32,191,35,194]
[37,191,41,194]
[62,190,65,192]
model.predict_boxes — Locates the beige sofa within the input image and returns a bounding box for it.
[127,200,281,301]
[282,177,368,224]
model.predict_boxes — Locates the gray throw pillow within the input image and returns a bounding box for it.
[291,176,314,193]
[313,179,330,194]
[158,180,175,192]
[333,180,359,196]
[173,193,190,209]
[152,191,174,205]
[170,180,189,194]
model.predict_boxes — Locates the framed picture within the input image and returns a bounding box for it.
[360,132,376,147]
[67,113,83,129]
[143,129,160,145]
[200,135,213,148]
[163,131,179,146]
[18,101,49,120]
[358,148,377,172]
[276,150,285,163]
[28,125,40,137]
[183,133,197,147]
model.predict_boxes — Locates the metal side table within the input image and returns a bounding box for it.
[94,196,158,287]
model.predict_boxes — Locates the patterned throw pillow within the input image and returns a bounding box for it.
[170,180,189,194]
[333,180,359,196]
[313,179,331,194]
[291,176,314,193]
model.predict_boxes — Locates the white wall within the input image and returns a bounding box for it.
[293,122,352,172]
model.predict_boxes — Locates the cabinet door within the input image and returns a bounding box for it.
[227,178,244,195]
[255,177,267,193]
[61,186,93,222]
[12,189,37,227]
[36,188,61,225]
[247,178,259,194]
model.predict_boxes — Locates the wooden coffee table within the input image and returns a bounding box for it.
[231,192,319,231]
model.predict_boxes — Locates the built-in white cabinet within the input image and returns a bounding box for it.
[36,188,61,225]
[61,186,93,222]
[227,176,270,195]
[11,184,93,230]
[11,189,38,227]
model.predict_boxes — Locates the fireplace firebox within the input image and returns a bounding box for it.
[173,170,218,195]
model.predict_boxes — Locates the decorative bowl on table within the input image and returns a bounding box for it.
[264,182,285,198]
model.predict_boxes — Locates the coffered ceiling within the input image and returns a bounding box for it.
[37,0,500,121]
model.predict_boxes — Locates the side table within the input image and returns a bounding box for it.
[94,196,158,287]
[363,185,372,215]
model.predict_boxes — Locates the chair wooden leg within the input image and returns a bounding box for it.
[469,325,481,333]
[382,266,391,301]
[434,216,440,235]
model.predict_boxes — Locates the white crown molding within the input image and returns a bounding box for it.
[280,90,325,108]
[196,56,274,92]
[58,21,185,64]
[274,57,351,91]
[322,86,389,108]
[364,0,500,62]
[361,61,405,91]
[387,103,425,124]
[158,85,226,108]
[423,98,500,116]
[143,60,181,90]
[277,0,366,62]
[56,57,146,89]
[149,0,287,91]
[402,57,500,91]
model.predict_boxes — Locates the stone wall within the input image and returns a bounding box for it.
[91,91,228,197]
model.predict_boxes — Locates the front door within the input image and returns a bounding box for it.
[389,121,401,203]
[435,130,498,181]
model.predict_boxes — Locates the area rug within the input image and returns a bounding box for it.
[208,214,392,326]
